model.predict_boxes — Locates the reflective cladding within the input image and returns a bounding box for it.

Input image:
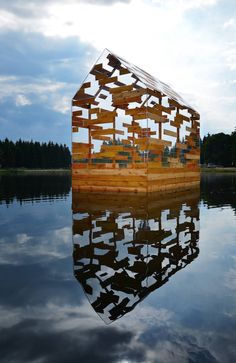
[72,190,200,323]
[72,49,200,193]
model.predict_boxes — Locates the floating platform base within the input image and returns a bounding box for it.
[72,166,200,194]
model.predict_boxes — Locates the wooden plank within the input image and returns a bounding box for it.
[110,85,134,94]
[72,142,92,148]
[72,153,89,160]
[152,115,168,123]
[176,113,190,122]
[73,184,147,193]
[119,67,130,75]
[91,129,125,136]
[146,88,162,98]
[188,108,199,117]
[147,171,199,180]
[139,131,156,136]
[168,157,180,163]
[134,137,172,147]
[146,106,163,116]
[113,89,146,101]
[112,97,143,106]
[88,119,114,125]
[155,139,172,147]
[186,126,197,133]
[73,119,112,127]
[122,139,131,145]
[192,120,200,127]
[176,142,188,150]
[91,135,111,141]
[72,168,147,176]
[72,120,83,127]
[72,146,92,153]
[133,113,146,121]
[125,107,146,116]
[89,108,101,115]
[127,126,141,133]
[80,82,91,89]
[185,154,200,160]
[91,64,110,77]
[168,99,186,110]
[163,129,178,138]
[72,110,83,116]
[73,98,99,107]
[133,113,168,123]
[170,120,181,128]
[152,104,174,115]
[72,116,88,123]
[96,110,117,119]
[72,127,79,133]
[99,76,118,86]
[101,145,125,152]
[112,90,146,106]
[98,93,107,99]
[74,174,146,182]
[88,125,102,130]
[92,153,129,161]
[148,145,164,151]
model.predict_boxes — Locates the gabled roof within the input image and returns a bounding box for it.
[109,49,195,111]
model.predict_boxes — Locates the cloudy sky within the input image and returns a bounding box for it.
[0,0,236,146]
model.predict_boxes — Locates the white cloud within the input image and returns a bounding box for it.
[223,18,236,28]
[0,77,73,114]
[52,95,71,114]
[0,9,19,31]
[16,233,31,244]
[0,78,64,100]
[0,75,17,81]
[223,44,236,70]
[0,226,72,265]
[0,0,235,135]
[15,94,32,106]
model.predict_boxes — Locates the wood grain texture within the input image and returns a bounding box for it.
[72,50,200,193]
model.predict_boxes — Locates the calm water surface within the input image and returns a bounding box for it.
[0,173,236,363]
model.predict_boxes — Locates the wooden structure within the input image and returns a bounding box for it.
[73,190,200,323]
[72,49,200,193]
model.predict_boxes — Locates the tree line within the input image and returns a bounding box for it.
[1,131,235,168]
[0,139,71,169]
[200,131,236,166]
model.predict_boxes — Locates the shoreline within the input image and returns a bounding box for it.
[1,167,236,175]
[0,168,71,175]
[201,167,236,173]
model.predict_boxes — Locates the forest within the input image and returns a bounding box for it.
[0,139,71,169]
[200,131,236,166]
[0,131,235,169]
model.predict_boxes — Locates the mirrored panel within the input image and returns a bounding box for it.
[72,49,200,193]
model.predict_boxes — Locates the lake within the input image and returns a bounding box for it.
[0,173,236,363]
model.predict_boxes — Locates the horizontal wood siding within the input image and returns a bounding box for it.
[72,167,200,193]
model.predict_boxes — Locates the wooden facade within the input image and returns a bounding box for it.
[72,49,200,193]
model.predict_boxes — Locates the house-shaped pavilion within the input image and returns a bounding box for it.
[72,49,200,193]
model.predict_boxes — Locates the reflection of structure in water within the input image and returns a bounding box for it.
[73,191,200,324]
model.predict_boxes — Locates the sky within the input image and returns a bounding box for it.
[0,0,236,146]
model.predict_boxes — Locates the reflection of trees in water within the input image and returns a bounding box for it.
[72,192,200,324]
[0,175,71,204]
[201,174,236,213]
